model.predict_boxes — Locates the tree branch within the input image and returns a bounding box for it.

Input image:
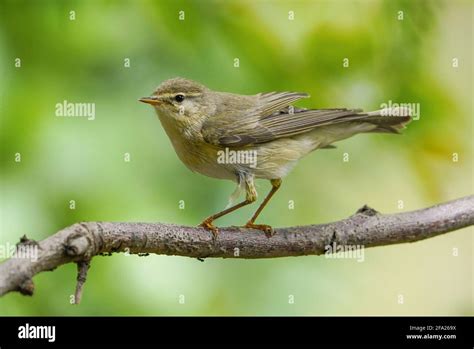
[1,195,473,301]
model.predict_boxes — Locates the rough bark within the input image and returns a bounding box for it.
[0,195,473,302]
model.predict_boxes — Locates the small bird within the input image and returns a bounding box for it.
[140,77,411,236]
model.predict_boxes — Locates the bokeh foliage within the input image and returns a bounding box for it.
[0,0,472,315]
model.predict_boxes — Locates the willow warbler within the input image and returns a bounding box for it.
[140,77,411,236]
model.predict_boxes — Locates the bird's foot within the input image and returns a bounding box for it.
[244,222,275,237]
[199,220,219,238]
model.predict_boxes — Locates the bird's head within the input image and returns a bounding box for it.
[140,77,214,126]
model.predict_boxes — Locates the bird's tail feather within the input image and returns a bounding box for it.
[362,106,412,134]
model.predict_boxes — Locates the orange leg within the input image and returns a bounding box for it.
[199,199,254,237]
[245,178,282,236]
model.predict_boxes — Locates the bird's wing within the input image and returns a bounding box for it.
[253,91,310,117]
[201,91,367,147]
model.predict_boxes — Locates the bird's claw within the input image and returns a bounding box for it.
[199,220,219,238]
[244,222,275,237]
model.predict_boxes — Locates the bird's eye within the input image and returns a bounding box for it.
[174,94,185,103]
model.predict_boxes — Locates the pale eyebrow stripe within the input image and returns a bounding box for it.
[157,92,202,98]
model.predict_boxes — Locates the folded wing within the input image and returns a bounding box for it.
[201,91,368,147]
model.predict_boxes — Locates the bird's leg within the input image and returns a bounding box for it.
[199,199,254,237]
[245,178,282,236]
[200,174,257,237]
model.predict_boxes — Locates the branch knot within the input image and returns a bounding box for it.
[356,205,379,216]
[64,223,99,259]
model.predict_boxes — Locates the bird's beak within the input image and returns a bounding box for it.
[139,96,161,105]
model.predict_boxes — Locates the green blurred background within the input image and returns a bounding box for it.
[0,0,472,315]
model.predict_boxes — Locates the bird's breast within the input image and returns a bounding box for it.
[157,113,236,180]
